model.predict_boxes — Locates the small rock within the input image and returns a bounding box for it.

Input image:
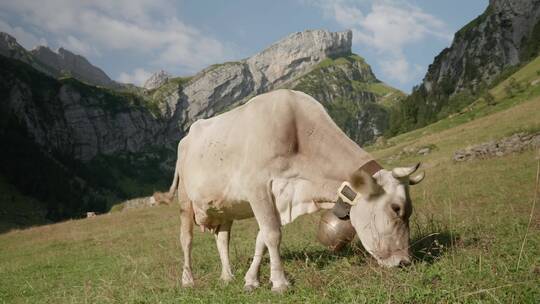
[417,147,431,155]
[453,132,540,161]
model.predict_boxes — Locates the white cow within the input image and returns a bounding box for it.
[156,89,424,292]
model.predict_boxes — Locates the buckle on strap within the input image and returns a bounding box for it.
[337,181,360,205]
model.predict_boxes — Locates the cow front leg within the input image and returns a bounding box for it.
[180,201,195,287]
[244,230,266,291]
[250,190,290,293]
[214,221,234,283]
[263,226,289,292]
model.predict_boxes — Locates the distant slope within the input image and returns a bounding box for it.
[372,54,540,150]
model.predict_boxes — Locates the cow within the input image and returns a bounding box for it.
[156,89,424,292]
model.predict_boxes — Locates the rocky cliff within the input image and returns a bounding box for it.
[167,30,353,131]
[1,57,165,161]
[388,0,540,134]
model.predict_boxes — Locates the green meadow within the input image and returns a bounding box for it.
[1,64,539,303]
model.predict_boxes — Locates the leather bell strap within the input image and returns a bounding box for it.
[361,160,383,176]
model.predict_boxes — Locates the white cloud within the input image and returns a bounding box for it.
[58,35,100,57]
[379,56,424,84]
[331,3,363,28]
[307,0,451,85]
[0,18,47,49]
[0,0,232,75]
[118,68,152,86]
[352,3,449,54]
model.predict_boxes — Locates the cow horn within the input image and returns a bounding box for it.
[392,162,421,178]
[409,171,425,185]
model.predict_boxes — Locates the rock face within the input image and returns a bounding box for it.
[31,46,116,87]
[246,30,352,91]
[1,56,165,161]
[143,70,171,90]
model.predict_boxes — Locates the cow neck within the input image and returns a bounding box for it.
[296,102,383,181]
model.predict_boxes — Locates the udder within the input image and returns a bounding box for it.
[193,199,254,231]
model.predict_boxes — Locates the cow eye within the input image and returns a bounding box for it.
[391,203,401,216]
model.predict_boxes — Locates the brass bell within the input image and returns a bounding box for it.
[316,209,356,252]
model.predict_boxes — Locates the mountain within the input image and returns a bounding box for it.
[387,0,540,135]
[145,29,401,143]
[31,46,116,87]
[0,29,400,228]
[0,32,58,76]
[0,32,117,88]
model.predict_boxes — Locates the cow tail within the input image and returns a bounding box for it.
[165,157,180,203]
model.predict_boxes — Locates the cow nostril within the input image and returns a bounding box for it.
[398,259,411,267]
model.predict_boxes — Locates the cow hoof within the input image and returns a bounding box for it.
[271,284,289,294]
[182,273,195,288]
[243,284,259,293]
[182,281,194,288]
[220,273,234,283]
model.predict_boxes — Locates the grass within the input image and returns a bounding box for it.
[1,89,540,302]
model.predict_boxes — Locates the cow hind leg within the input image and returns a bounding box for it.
[214,221,234,283]
[180,200,195,287]
[244,230,266,292]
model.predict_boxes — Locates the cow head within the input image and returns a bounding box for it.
[332,163,424,267]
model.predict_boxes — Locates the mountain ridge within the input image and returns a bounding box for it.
[0,29,398,226]
[387,0,540,135]
[0,32,118,88]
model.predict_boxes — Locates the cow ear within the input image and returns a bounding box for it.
[350,169,382,197]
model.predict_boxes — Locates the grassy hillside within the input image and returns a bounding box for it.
[1,76,539,302]
[378,54,540,148]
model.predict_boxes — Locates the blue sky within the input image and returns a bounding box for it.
[0,0,488,92]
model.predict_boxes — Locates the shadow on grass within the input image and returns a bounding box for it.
[410,230,461,264]
[280,244,366,269]
[280,229,462,269]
